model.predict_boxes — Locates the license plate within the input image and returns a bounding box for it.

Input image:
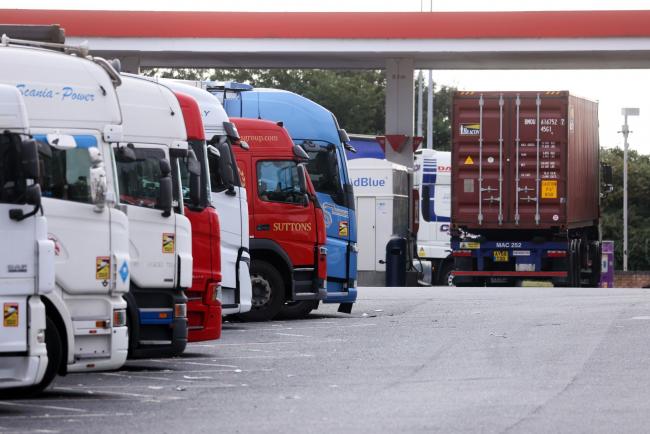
[493,251,509,262]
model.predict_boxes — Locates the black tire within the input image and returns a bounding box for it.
[277,300,319,320]
[238,260,285,322]
[438,261,455,286]
[9,316,63,397]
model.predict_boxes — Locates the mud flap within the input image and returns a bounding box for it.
[338,303,353,314]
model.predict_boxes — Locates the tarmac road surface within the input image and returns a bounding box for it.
[4,286,650,433]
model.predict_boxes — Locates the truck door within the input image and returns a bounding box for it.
[35,134,123,294]
[253,159,316,268]
[114,144,177,289]
[207,138,244,303]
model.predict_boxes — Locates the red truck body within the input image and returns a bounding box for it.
[175,91,222,341]
[231,118,327,320]
[450,91,602,287]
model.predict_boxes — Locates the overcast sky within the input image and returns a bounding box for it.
[11,0,650,152]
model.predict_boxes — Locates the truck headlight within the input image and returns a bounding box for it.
[174,303,187,319]
[113,309,127,327]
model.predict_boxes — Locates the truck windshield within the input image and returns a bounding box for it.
[0,133,30,204]
[115,148,166,209]
[38,145,94,205]
[295,140,345,206]
[256,160,305,204]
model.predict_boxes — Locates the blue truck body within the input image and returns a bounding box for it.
[220,88,358,307]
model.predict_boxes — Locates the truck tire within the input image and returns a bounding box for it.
[10,316,63,397]
[278,300,319,320]
[238,260,285,321]
[438,261,455,286]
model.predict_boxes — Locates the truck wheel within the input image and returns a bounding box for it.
[438,262,455,286]
[238,260,285,321]
[11,316,63,397]
[278,300,319,320]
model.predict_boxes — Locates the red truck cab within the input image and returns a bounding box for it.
[174,91,223,340]
[231,118,327,321]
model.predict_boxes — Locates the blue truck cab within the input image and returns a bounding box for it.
[211,84,358,313]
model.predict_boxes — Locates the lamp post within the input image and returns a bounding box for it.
[620,107,640,271]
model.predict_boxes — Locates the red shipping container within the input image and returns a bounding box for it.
[451,91,599,233]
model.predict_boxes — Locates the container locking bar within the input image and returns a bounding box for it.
[535,93,541,225]
[515,94,521,225]
[478,94,484,225]
[498,93,504,225]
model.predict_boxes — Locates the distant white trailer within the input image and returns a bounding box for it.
[348,158,409,282]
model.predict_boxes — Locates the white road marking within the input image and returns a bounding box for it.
[0,412,133,420]
[274,333,306,337]
[0,400,87,413]
[99,372,194,384]
[191,338,346,347]
[54,386,157,399]
[630,316,650,320]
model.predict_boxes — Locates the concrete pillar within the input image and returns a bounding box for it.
[384,58,415,168]
[119,55,141,74]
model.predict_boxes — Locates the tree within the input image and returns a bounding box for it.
[600,147,650,270]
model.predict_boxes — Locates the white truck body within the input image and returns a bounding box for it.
[113,75,192,354]
[348,158,410,272]
[413,148,453,285]
[0,43,130,373]
[0,84,55,389]
[116,75,193,291]
[160,79,252,316]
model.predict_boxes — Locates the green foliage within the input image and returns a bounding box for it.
[142,67,454,148]
[601,147,650,270]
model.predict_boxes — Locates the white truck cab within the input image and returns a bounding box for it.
[413,148,453,285]
[159,79,252,316]
[0,37,130,389]
[114,74,193,357]
[0,84,55,393]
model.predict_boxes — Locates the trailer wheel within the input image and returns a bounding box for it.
[8,316,63,397]
[278,300,319,320]
[238,260,285,321]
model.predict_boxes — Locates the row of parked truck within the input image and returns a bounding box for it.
[0,37,358,394]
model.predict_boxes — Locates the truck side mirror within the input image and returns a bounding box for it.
[88,147,108,212]
[158,159,173,217]
[601,163,613,185]
[20,139,40,179]
[187,150,201,207]
[421,185,431,222]
[297,164,309,207]
[115,144,137,163]
[25,183,42,208]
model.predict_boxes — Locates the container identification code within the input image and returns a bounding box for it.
[541,180,558,199]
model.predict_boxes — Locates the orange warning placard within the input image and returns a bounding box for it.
[464,156,474,165]
[541,180,558,199]
[96,257,110,280]
[3,303,18,327]
[162,233,175,254]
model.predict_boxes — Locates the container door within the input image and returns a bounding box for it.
[507,93,567,227]
[453,94,509,226]
[356,197,376,271]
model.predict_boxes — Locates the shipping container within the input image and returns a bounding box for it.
[452,91,599,231]
[450,91,602,287]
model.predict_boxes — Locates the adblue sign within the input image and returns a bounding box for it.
[352,176,386,188]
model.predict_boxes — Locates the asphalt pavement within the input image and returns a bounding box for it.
[4,286,650,433]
